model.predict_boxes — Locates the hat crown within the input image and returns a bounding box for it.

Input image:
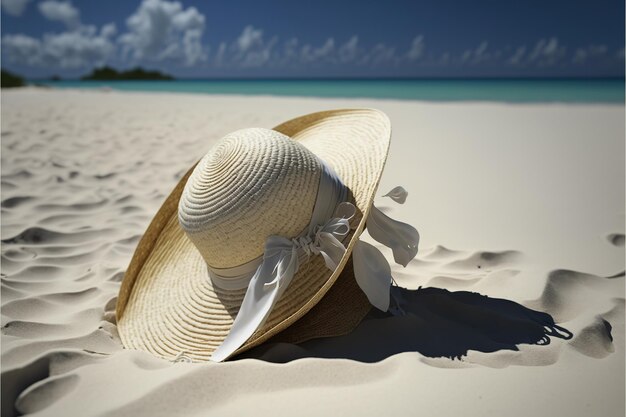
[178,128,322,269]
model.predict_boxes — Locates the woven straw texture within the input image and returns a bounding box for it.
[178,128,322,269]
[116,109,391,361]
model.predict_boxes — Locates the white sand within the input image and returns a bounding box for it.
[1,88,624,416]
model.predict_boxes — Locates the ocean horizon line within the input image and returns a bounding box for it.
[29,78,625,103]
[28,76,626,82]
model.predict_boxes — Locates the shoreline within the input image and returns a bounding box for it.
[5,86,625,110]
[11,80,624,105]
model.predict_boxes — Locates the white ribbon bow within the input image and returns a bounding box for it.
[352,187,419,312]
[210,188,419,362]
[210,202,355,362]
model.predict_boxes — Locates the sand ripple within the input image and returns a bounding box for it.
[1,90,232,416]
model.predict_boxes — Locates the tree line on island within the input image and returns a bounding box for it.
[1,66,174,88]
[1,69,25,88]
[80,66,174,81]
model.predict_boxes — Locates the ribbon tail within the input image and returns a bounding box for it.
[352,240,392,312]
[210,239,298,362]
[317,232,347,270]
[382,186,408,204]
[367,205,420,267]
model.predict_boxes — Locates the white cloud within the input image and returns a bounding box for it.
[214,41,227,66]
[338,36,359,63]
[461,41,491,64]
[212,31,397,69]
[407,35,425,61]
[528,37,565,66]
[543,38,558,55]
[242,36,277,67]
[280,37,300,65]
[38,0,80,29]
[509,39,585,67]
[236,25,263,53]
[219,25,279,68]
[182,29,205,66]
[1,34,41,65]
[363,43,396,66]
[476,41,488,56]
[42,26,115,67]
[508,46,526,65]
[573,45,607,63]
[119,0,206,66]
[2,0,31,16]
[5,1,119,69]
[301,38,335,63]
[100,23,117,38]
[207,30,472,70]
[2,24,116,68]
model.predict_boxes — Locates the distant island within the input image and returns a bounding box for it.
[1,68,25,88]
[81,66,174,81]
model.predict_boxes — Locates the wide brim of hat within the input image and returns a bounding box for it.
[116,109,391,361]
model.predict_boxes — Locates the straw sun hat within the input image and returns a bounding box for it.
[116,109,420,362]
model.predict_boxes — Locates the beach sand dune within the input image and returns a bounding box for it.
[1,88,624,417]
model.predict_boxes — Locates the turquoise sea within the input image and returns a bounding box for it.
[37,79,625,103]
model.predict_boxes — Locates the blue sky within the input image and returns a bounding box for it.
[1,0,624,78]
